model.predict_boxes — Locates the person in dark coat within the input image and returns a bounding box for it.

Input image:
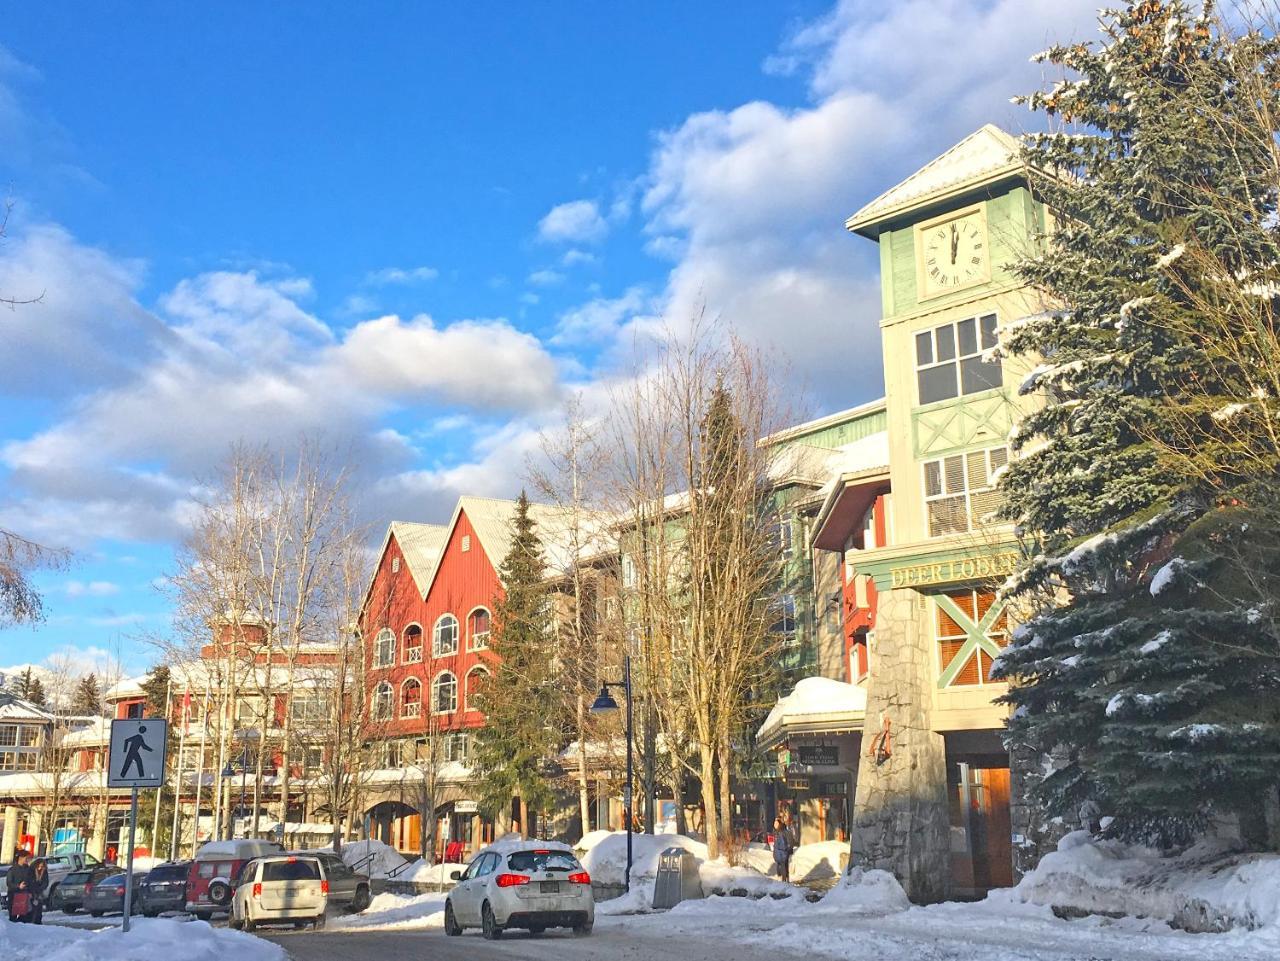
[6,850,35,922]
[29,859,48,924]
[771,817,793,882]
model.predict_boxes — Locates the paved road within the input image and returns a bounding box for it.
[259,925,798,961]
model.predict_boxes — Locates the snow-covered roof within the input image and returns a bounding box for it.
[104,675,147,700]
[846,124,1024,237]
[0,692,55,723]
[757,676,867,748]
[388,520,450,596]
[60,717,111,748]
[760,397,887,446]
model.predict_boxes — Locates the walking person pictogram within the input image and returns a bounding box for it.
[119,725,154,779]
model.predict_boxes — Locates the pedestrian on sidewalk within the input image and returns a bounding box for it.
[6,850,35,922]
[772,817,792,883]
[29,858,49,924]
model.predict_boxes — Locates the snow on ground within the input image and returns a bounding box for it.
[1014,830,1280,932]
[327,891,447,931]
[325,838,408,878]
[0,916,284,961]
[399,860,465,884]
[582,832,707,887]
[790,840,847,884]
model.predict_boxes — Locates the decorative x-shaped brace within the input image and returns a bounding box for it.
[932,592,1007,688]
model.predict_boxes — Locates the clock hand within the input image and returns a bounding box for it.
[950,224,958,264]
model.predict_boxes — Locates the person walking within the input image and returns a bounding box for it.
[29,858,49,924]
[771,816,793,883]
[6,850,35,922]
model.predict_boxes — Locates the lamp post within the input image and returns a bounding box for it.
[589,654,633,892]
[220,742,250,839]
[218,761,234,840]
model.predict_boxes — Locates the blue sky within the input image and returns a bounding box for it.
[0,0,1098,676]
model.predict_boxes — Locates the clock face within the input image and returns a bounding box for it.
[921,214,987,296]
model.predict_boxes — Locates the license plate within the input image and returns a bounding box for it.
[539,881,560,893]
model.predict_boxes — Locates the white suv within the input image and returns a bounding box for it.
[444,846,594,939]
[229,855,329,931]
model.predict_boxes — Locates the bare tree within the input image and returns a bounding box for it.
[608,318,789,859]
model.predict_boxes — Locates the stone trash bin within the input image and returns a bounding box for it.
[652,846,704,910]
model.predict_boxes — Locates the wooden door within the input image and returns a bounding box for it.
[970,767,1013,889]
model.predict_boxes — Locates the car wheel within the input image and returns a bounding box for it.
[293,921,306,929]
[90,910,104,917]
[143,909,158,918]
[350,885,371,913]
[481,901,502,941]
[194,911,212,921]
[528,924,545,935]
[313,913,326,929]
[228,917,243,931]
[443,901,462,937]
[207,880,231,907]
[63,906,77,915]
[573,919,594,937]
[244,918,256,932]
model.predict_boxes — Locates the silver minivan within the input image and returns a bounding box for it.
[229,855,329,931]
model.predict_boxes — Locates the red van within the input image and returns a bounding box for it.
[185,839,284,919]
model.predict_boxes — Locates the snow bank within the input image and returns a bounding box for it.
[790,840,848,883]
[475,833,573,859]
[328,891,446,931]
[0,916,284,961]
[816,868,910,914]
[575,829,615,854]
[1011,831,1280,932]
[401,860,465,884]
[699,861,803,899]
[582,832,706,886]
[327,838,408,878]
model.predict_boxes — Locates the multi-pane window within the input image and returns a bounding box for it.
[400,678,422,719]
[373,628,395,668]
[922,446,1008,537]
[468,608,491,650]
[0,726,17,747]
[290,695,329,723]
[443,732,470,763]
[621,554,637,589]
[937,590,1008,686]
[432,672,458,714]
[371,682,393,721]
[464,667,488,713]
[915,314,1001,404]
[771,594,797,645]
[0,751,37,771]
[403,624,424,664]
[433,615,459,657]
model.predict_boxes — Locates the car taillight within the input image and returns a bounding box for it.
[495,873,530,888]
[568,872,591,885]
[320,880,329,894]
[85,883,93,894]
[252,883,262,898]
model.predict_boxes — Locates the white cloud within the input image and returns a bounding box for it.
[64,580,119,598]
[528,269,565,287]
[561,249,597,267]
[363,265,439,286]
[538,200,608,244]
[553,287,650,347]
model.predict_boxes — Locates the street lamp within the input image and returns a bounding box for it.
[590,654,633,892]
[220,742,251,839]
[217,761,235,840]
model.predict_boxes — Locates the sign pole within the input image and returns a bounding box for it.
[122,786,138,933]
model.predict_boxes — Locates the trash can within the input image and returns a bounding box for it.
[652,846,703,909]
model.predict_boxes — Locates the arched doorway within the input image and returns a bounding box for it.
[365,800,420,852]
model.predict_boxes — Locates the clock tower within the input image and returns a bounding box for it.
[841,125,1049,901]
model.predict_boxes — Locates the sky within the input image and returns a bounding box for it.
[0,0,1099,677]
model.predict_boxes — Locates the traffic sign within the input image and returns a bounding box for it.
[108,718,168,788]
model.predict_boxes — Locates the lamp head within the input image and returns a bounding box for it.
[589,685,619,713]
[220,763,236,779]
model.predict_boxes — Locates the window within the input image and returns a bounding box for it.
[0,726,16,747]
[444,732,470,763]
[403,624,424,664]
[915,314,1001,404]
[391,556,400,573]
[400,678,422,719]
[850,630,870,683]
[771,594,797,645]
[373,628,395,668]
[769,515,795,560]
[937,589,1008,686]
[622,554,637,589]
[290,695,329,723]
[464,667,488,713]
[433,615,459,657]
[371,682,393,721]
[125,701,144,719]
[461,535,471,552]
[432,672,458,714]
[237,698,262,724]
[263,859,321,882]
[923,445,1008,537]
[289,745,324,773]
[468,608,491,650]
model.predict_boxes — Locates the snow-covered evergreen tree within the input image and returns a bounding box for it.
[994,1,1280,846]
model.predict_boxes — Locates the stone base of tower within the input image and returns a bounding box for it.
[850,588,951,903]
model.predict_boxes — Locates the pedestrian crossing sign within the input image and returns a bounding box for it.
[108,718,168,788]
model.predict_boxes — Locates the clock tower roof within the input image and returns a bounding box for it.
[846,124,1024,239]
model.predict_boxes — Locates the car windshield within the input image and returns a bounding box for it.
[506,851,580,873]
[262,859,321,882]
[97,874,126,887]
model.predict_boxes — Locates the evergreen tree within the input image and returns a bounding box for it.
[15,667,35,701]
[994,1,1280,845]
[72,673,102,716]
[469,492,562,829]
[26,675,47,708]
[137,665,176,855]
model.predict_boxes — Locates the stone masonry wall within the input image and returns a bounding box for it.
[850,587,951,903]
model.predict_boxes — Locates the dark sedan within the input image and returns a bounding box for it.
[84,871,147,917]
[136,861,190,917]
[52,864,118,914]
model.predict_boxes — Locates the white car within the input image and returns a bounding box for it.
[229,854,329,931]
[444,846,594,939]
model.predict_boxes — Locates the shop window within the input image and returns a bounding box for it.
[922,446,1008,537]
[936,589,1008,686]
[915,314,1001,404]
